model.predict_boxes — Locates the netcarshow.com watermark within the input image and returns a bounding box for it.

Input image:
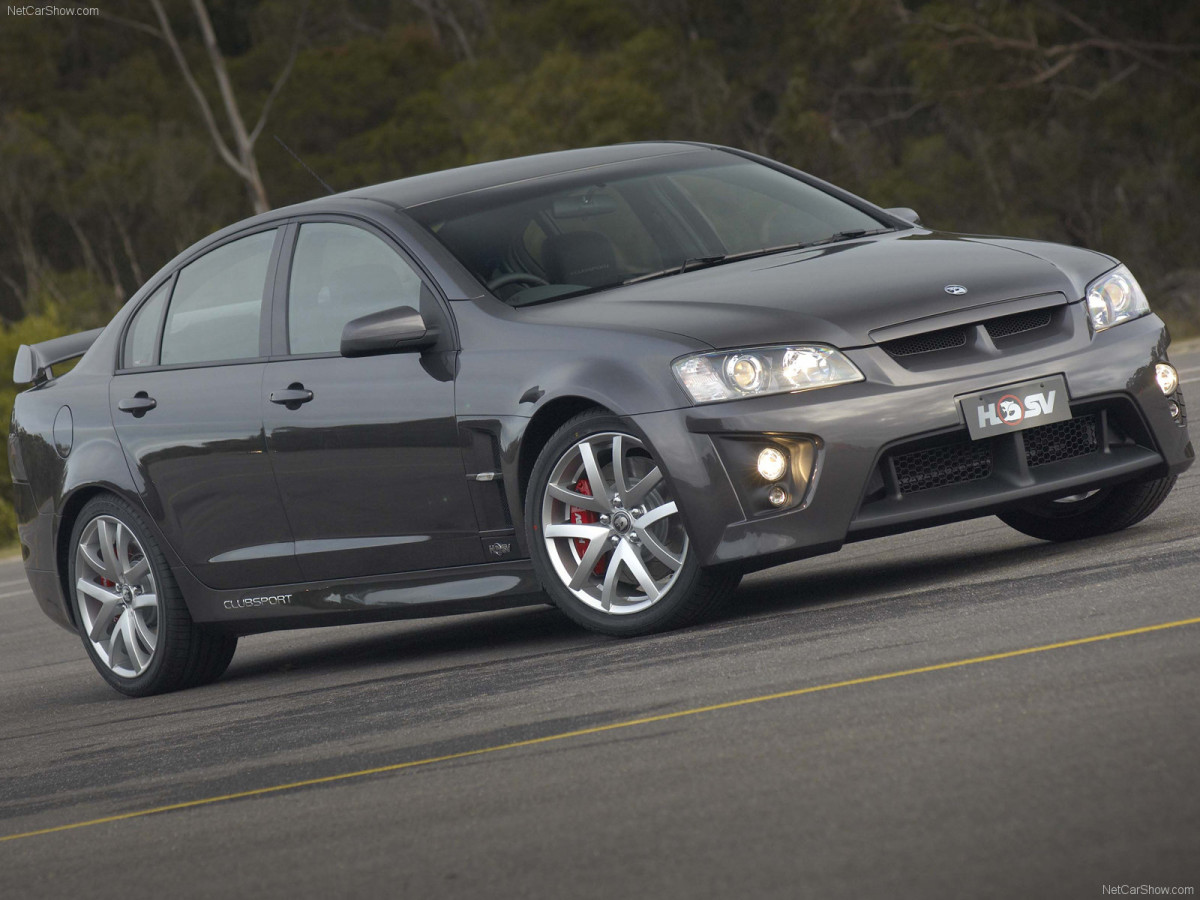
[1102,887,1195,896]
[7,5,98,14]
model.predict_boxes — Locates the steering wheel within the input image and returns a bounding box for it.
[487,272,549,291]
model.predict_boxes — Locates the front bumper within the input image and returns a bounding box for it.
[634,311,1192,571]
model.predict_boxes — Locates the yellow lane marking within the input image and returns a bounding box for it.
[4,614,1199,843]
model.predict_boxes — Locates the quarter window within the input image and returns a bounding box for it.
[287,223,425,355]
[160,230,276,366]
[121,281,170,368]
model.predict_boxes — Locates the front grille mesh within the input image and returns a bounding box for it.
[891,440,992,493]
[882,327,967,357]
[1023,415,1098,467]
[985,308,1053,339]
[887,413,1099,494]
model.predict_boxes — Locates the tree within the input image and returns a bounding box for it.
[106,0,307,214]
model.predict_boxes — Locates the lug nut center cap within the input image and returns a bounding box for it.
[611,512,632,534]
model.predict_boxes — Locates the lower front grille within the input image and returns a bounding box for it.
[853,401,1161,538]
[887,413,1099,494]
[1023,415,1098,467]
[891,440,992,493]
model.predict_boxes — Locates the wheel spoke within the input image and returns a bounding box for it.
[599,543,626,611]
[638,529,682,570]
[578,441,609,506]
[77,577,120,604]
[121,611,149,671]
[79,543,107,577]
[114,522,132,578]
[130,610,156,653]
[80,584,121,642]
[544,522,608,542]
[125,557,150,583]
[107,609,128,663]
[546,483,606,513]
[132,591,157,610]
[626,467,663,507]
[96,519,123,583]
[569,538,609,590]
[635,500,677,529]
[611,434,629,495]
[622,550,661,601]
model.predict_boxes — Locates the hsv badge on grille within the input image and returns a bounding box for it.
[944,284,968,295]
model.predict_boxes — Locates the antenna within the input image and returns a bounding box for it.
[274,135,336,196]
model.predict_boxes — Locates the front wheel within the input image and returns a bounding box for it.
[526,411,739,636]
[997,474,1177,542]
[69,495,237,696]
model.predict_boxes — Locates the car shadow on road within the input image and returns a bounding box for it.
[221,601,595,685]
[221,518,1180,686]
[723,524,1171,624]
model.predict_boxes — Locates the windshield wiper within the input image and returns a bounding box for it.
[760,227,897,254]
[622,227,896,286]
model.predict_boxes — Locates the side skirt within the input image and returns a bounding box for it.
[174,559,549,635]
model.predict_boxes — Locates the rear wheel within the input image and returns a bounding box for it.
[997,474,1176,542]
[69,495,237,696]
[527,411,739,636]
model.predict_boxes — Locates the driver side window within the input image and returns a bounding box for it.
[288,223,425,355]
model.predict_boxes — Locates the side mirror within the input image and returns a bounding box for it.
[340,305,437,357]
[885,207,921,225]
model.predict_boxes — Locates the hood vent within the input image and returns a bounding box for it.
[879,299,1059,359]
[985,307,1053,340]
[881,326,967,357]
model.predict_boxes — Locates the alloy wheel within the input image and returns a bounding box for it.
[540,431,688,615]
[74,515,159,678]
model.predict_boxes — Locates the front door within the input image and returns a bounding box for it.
[263,220,482,582]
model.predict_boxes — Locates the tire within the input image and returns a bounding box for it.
[68,495,237,696]
[997,474,1177,542]
[526,410,739,636]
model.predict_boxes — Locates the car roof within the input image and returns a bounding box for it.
[341,142,717,209]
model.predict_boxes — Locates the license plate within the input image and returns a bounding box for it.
[958,374,1071,440]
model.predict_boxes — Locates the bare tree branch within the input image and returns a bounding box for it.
[249,4,309,147]
[187,0,269,212]
[147,0,248,180]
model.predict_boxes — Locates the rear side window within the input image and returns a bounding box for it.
[160,230,276,366]
[122,281,169,368]
[287,223,424,355]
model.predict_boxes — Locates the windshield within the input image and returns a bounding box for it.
[407,152,892,306]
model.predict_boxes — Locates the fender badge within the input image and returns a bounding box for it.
[944,284,968,295]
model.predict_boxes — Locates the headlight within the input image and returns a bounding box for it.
[1086,264,1150,333]
[672,345,864,404]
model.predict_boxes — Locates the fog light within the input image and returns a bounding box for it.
[757,446,788,481]
[767,485,789,507]
[1169,400,1181,419]
[1156,363,1179,395]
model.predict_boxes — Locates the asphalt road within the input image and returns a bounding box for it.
[3,345,1200,900]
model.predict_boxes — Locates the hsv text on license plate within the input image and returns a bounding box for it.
[958,374,1071,440]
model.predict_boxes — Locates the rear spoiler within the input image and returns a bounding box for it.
[13,327,104,386]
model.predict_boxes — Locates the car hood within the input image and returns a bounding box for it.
[518,231,1116,349]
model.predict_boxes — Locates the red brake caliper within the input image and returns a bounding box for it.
[569,478,609,576]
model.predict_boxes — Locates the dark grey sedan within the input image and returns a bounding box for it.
[9,142,1192,695]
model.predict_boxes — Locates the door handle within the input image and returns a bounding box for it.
[270,383,314,407]
[118,393,157,416]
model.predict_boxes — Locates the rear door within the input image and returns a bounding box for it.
[110,226,302,590]
[262,218,482,582]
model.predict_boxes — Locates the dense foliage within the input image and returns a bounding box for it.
[1,0,1198,540]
